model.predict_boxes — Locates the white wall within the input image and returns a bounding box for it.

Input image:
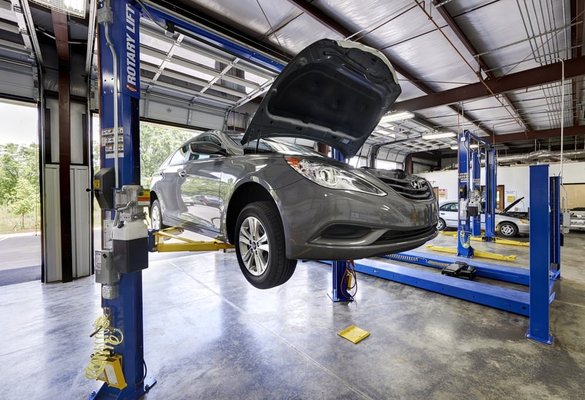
[418,161,585,211]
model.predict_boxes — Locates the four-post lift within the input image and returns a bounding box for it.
[331,129,562,345]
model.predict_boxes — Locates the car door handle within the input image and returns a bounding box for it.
[178,170,186,178]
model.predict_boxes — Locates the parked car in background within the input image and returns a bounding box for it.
[436,198,529,237]
[570,208,585,231]
[149,39,438,289]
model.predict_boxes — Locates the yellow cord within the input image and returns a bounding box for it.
[85,313,124,380]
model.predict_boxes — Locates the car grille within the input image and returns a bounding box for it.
[373,226,436,245]
[377,176,433,200]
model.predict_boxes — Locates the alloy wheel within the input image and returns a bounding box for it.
[151,202,162,230]
[238,216,270,276]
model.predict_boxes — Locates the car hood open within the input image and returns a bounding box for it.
[503,197,525,213]
[241,39,402,158]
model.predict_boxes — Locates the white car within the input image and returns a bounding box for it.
[570,208,585,231]
[437,198,529,237]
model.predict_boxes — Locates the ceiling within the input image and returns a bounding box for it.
[0,0,583,160]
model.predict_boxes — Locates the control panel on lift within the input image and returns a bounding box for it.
[92,168,151,298]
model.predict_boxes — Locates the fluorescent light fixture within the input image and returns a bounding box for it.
[450,145,458,150]
[470,144,479,149]
[423,131,456,140]
[379,111,415,123]
[31,0,87,17]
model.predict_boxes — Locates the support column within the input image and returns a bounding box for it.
[484,147,497,241]
[42,10,92,283]
[91,0,151,398]
[330,148,352,302]
[457,130,473,258]
[470,151,481,236]
[526,165,553,344]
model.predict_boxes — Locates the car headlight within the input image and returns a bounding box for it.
[286,157,386,196]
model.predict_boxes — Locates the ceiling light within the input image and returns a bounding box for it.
[423,131,456,140]
[31,0,87,17]
[450,145,458,150]
[379,111,415,123]
[470,144,479,149]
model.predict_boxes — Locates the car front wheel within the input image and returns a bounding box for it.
[235,201,296,289]
[437,218,446,231]
[150,199,167,230]
[498,222,518,237]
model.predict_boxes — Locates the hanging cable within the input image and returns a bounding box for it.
[103,1,119,188]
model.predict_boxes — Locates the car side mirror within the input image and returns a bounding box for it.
[190,141,227,156]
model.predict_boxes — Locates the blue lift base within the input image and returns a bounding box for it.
[353,258,531,316]
[387,250,530,286]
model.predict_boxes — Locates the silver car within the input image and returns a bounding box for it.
[150,39,438,289]
[437,198,530,237]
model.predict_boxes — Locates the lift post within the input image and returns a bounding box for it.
[329,148,353,302]
[89,1,155,398]
[526,165,554,344]
[470,150,481,236]
[483,146,497,241]
[457,130,474,257]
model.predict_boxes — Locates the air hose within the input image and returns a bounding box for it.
[85,312,124,380]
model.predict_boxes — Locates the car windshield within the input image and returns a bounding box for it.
[226,133,324,157]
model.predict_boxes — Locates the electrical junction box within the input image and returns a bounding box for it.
[94,168,115,209]
[95,250,117,285]
[113,220,149,273]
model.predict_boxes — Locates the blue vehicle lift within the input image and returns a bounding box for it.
[89,3,356,399]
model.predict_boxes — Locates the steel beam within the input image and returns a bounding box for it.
[432,0,532,131]
[395,56,585,112]
[52,9,72,282]
[285,0,494,136]
[495,125,584,143]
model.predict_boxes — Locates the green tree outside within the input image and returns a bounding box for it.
[0,121,199,233]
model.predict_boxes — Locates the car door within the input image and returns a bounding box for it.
[180,135,224,236]
[157,145,188,225]
[439,202,458,228]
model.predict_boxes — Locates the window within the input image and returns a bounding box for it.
[440,203,457,212]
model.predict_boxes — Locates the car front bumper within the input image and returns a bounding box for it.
[274,178,438,260]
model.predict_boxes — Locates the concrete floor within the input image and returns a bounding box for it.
[1,233,584,399]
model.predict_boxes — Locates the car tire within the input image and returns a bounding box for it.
[498,222,518,237]
[437,218,446,231]
[150,199,167,230]
[235,201,297,289]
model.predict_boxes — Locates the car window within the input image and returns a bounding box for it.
[168,146,187,166]
[440,203,457,212]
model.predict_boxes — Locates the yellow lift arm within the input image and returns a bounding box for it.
[150,227,234,253]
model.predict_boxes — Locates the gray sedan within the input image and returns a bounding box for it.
[150,39,438,289]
